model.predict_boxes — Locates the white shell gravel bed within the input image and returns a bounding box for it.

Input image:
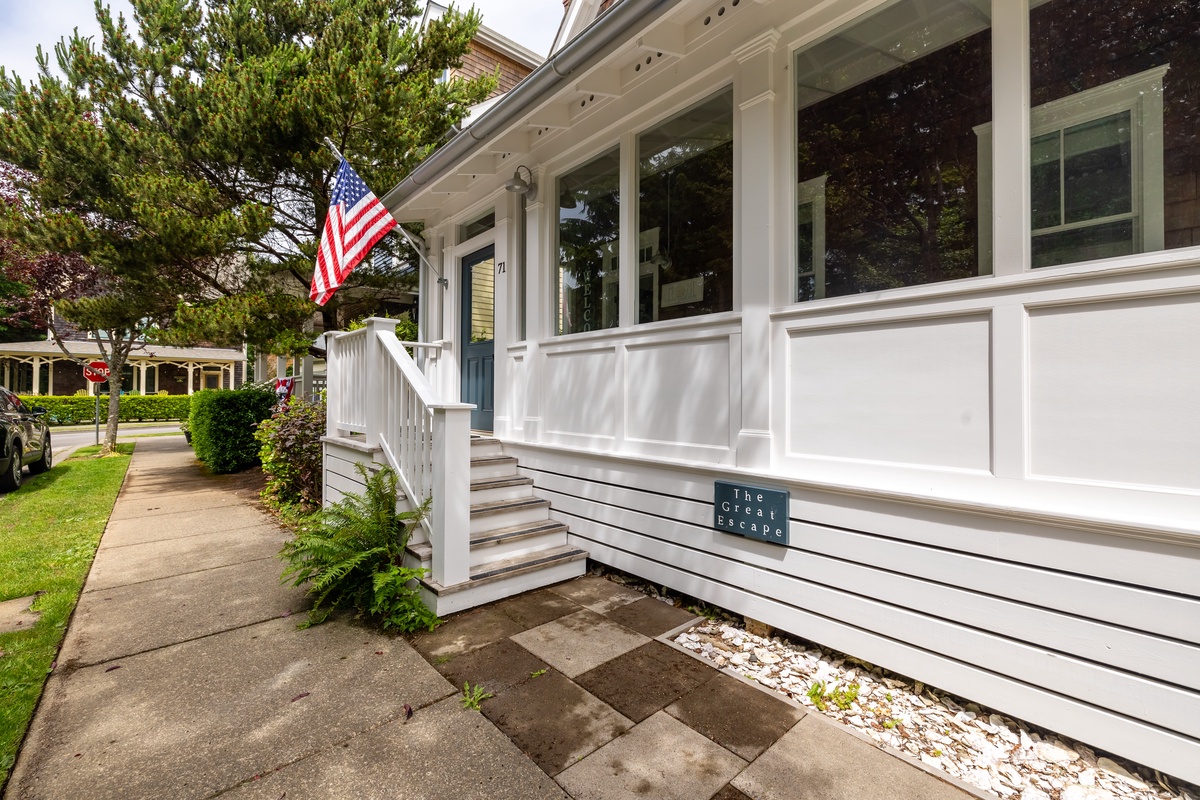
[671,620,1196,800]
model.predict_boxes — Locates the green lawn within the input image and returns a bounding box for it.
[0,444,133,783]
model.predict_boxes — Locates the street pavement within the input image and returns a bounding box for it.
[4,436,983,799]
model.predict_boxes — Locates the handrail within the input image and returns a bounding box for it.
[343,319,471,587]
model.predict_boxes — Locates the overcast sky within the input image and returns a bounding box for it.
[0,0,564,83]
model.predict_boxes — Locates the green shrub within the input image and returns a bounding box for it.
[280,464,438,632]
[19,394,192,425]
[190,388,274,473]
[255,397,326,512]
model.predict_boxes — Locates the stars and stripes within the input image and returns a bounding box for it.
[310,158,397,306]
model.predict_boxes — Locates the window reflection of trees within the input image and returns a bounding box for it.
[557,151,620,335]
[796,34,991,300]
[638,91,734,323]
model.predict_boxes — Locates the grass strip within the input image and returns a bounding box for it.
[0,444,133,784]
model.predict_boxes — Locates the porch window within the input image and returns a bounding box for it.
[556,148,620,335]
[793,0,992,301]
[458,209,495,242]
[636,89,734,322]
[1028,0,1200,264]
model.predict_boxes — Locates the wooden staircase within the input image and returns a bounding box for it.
[405,436,587,615]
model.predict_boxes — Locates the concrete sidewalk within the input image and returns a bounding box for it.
[5,437,559,800]
[6,436,980,800]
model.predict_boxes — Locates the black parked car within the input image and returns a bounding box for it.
[0,386,52,491]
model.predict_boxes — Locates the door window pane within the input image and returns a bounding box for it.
[469,257,495,342]
[556,149,620,335]
[794,0,992,300]
[637,90,734,322]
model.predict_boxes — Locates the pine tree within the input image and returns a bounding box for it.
[0,0,493,360]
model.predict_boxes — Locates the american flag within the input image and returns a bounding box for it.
[310,159,397,305]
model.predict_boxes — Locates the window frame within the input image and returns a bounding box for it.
[975,64,1167,272]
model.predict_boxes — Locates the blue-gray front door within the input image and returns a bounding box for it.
[461,245,495,431]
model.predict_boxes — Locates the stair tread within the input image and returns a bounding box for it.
[471,475,534,490]
[424,545,588,594]
[471,519,568,546]
[407,519,567,561]
[470,436,501,446]
[471,454,517,466]
[471,496,549,516]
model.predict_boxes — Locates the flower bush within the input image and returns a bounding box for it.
[255,396,326,512]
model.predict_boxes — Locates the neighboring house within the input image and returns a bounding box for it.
[0,313,245,395]
[323,0,1200,786]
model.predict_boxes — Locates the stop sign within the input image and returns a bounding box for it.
[83,360,111,383]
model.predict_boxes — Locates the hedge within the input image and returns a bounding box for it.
[18,394,193,425]
[189,388,275,474]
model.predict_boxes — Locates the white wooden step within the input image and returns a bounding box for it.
[470,475,535,504]
[470,496,550,534]
[420,545,588,616]
[470,454,519,481]
[469,520,569,567]
[470,436,504,458]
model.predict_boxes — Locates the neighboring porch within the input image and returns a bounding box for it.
[0,340,246,396]
[322,318,586,615]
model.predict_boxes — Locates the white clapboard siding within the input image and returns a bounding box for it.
[539,484,1199,690]
[525,468,1200,647]
[509,450,1200,786]
[515,447,1200,596]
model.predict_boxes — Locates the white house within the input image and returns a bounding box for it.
[322,0,1200,785]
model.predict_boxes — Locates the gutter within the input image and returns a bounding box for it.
[381,0,680,211]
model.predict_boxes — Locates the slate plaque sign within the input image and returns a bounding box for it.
[713,481,789,545]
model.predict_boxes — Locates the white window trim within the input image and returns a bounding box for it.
[975,64,1168,272]
[796,174,828,301]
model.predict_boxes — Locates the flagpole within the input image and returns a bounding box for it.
[323,137,346,163]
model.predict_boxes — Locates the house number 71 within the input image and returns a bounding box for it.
[496,261,506,274]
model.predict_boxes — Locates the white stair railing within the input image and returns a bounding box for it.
[326,318,472,587]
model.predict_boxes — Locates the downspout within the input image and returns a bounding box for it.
[381,0,680,211]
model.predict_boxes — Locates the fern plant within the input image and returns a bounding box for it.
[280,464,439,632]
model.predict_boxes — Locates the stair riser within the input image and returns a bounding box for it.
[469,530,569,568]
[470,440,504,459]
[471,461,519,481]
[422,558,587,616]
[470,483,535,505]
[470,505,549,534]
[403,550,430,574]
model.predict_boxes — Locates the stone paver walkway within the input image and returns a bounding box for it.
[411,576,980,800]
[5,435,982,800]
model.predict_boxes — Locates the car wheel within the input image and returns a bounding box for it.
[0,448,21,491]
[28,437,52,475]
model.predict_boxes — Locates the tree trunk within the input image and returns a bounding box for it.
[100,337,133,456]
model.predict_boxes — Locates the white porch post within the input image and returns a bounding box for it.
[324,333,341,439]
[363,317,399,448]
[47,359,55,395]
[733,30,780,469]
[431,403,473,586]
[187,362,195,395]
[522,177,547,442]
[301,355,314,399]
[138,363,146,394]
[492,200,511,437]
[32,356,41,395]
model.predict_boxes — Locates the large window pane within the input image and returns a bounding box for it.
[556,149,620,335]
[1030,0,1200,265]
[637,90,734,322]
[794,0,991,301]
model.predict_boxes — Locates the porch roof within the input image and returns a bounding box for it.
[0,340,245,362]
[380,0,682,215]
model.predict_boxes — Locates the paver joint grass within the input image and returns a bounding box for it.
[0,444,133,787]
